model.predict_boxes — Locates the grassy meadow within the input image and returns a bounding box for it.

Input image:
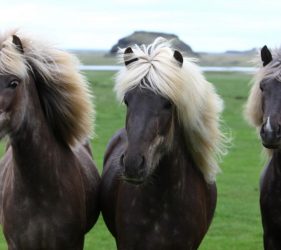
[0,71,265,249]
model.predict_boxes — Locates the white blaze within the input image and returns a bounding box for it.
[265,116,273,132]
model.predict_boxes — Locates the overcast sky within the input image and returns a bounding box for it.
[0,0,280,52]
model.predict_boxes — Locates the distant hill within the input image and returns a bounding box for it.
[110,31,198,56]
[225,48,257,55]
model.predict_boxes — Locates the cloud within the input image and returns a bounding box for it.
[1,0,281,51]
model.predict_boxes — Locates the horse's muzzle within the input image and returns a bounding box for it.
[121,153,146,184]
[260,123,281,149]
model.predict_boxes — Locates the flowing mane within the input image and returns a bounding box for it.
[0,30,94,146]
[115,38,227,183]
[246,48,281,129]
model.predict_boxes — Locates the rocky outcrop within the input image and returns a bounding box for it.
[110,31,197,56]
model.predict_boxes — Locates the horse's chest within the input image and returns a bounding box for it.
[117,209,200,250]
[117,190,206,249]
[3,198,82,249]
[16,216,60,248]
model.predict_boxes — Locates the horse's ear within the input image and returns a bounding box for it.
[261,45,272,67]
[124,47,138,66]
[174,50,183,67]
[12,35,24,54]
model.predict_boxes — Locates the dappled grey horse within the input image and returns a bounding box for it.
[0,32,100,250]
[101,38,227,250]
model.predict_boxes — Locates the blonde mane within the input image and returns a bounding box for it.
[115,38,227,183]
[0,30,94,146]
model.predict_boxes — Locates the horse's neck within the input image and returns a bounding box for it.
[271,151,281,176]
[10,79,68,189]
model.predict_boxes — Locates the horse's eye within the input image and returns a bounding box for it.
[9,80,19,89]
[124,98,128,106]
[163,100,172,110]
[260,81,266,91]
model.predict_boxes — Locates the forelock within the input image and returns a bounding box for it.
[0,33,28,78]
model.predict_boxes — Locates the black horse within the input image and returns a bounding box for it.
[246,45,281,249]
[101,38,226,250]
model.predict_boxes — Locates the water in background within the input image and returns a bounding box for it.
[79,65,256,73]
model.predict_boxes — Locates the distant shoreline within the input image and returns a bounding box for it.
[79,65,256,73]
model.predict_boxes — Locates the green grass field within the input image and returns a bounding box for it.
[0,71,265,249]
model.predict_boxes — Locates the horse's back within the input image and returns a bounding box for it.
[73,141,101,233]
[100,128,127,236]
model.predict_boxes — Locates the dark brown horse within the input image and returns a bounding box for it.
[0,32,100,249]
[101,38,227,250]
[246,46,281,249]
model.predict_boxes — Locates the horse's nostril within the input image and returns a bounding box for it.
[120,154,125,166]
[277,125,281,137]
[138,156,145,171]
[260,125,265,136]
[140,156,145,168]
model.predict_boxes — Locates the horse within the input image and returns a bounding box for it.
[0,31,100,249]
[100,38,227,250]
[246,46,281,249]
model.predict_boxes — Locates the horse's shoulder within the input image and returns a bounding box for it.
[103,128,127,167]
[0,146,13,211]
[72,141,99,177]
